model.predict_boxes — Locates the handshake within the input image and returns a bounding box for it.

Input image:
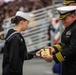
[36,46,56,62]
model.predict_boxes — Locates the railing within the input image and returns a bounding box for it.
[0,3,63,52]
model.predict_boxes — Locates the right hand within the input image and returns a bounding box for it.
[43,55,53,62]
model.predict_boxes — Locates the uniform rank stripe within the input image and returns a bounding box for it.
[54,44,62,52]
[56,52,65,62]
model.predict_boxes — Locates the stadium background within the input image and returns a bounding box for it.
[0,0,64,75]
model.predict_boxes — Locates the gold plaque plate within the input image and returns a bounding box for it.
[41,48,51,57]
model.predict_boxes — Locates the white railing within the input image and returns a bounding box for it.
[0,3,63,52]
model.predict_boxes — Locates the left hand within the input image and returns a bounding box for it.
[43,55,53,62]
[36,49,42,57]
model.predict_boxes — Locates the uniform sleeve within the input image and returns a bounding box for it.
[24,51,35,60]
[53,42,64,53]
[23,45,35,60]
[9,37,20,74]
[26,50,39,60]
[27,53,35,60]
[53,30,76,63]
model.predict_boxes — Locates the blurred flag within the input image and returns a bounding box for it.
[51,18,61,44]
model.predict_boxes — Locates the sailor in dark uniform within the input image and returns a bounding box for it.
[36,6,76,75]
[2,11,35,75]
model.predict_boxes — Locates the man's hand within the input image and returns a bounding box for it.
[43,55,53,62]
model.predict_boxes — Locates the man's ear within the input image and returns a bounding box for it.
[71,14,75,18]
[20,20,24,25]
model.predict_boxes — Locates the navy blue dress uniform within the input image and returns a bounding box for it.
[52,6,76,75]
[2,11,35,75]
[2,29,35,75]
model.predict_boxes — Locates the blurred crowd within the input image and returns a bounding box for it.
[0,0,52,32]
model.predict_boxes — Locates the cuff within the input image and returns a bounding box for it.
[53,52,65,63]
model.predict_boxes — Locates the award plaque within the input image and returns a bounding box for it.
[41,48,51,57]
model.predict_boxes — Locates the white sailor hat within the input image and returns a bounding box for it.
[15,11,32,21]
[57,6,76,20]
[28,13,34,17]
[64,0,76,5]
